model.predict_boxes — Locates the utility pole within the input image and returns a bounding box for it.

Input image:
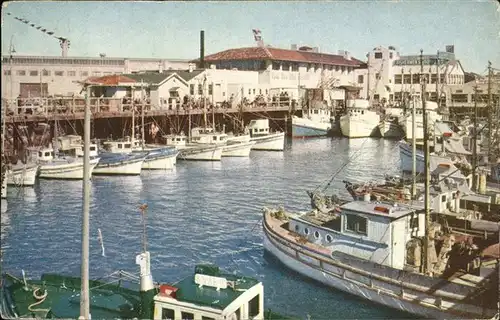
[472,84,478,191]
[487,61,492,164]
[420,49,431,275]
[436,51,440,106]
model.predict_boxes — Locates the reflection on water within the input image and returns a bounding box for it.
[1,137,410,319]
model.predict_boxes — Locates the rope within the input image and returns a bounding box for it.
[27,287,50,313]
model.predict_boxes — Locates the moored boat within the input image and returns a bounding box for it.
[164,134,223,161]
[292,106,332,138]
[247,119,285,151]
[36,148,99,180]
[6,163,38,186]
[340,99,380,138]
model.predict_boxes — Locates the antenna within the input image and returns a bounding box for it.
[252,29,272,57]
[5,12,71,57]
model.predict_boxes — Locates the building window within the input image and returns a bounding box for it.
[375,73,381,80]
[394,74,402,84]
[389,52,393,59]
[208,84,213,95]
[374,94,380,100]
[103,72,112,75]
[253,88,256,94]
[412,74,420,84]
[42,70,51,76]
[17,70,26,76]
[54,71,64,76]
[198,84,203,95]
[291,63,299,72]
[248,294,260,318]
[181,311,194,320]
[272,62,280,70]
[68,71,76,76]
[345,214,368,236]
[403,75,411,84]
[161,308,175,320]
[248,88,251,95]
[29,70,38,76]
[190,84,195,95]
[4,70,11,75]
[92,71,100,76]
[357,75,364,84]
[80,71,88,77]
[374,52,383,59]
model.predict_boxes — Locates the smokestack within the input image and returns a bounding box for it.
[200,30,205,69]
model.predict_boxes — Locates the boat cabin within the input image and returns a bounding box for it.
[248,119,272,137]
[74,144,99,158]
[289,200,426,271]
[55,135,83,151]
[303,107,332,122]
[152,265,264,320]
[102,139,134,153]
[37,148,55,162]
[190,127,228,145]
[163,135,188,147]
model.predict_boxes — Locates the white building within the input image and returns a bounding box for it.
[1,55,190,100]
[365,45,465,105]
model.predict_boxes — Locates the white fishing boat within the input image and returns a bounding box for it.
[190,127,256,157]
[340,99,380,138]
[164,134,223,161]
[6,163,38,186]
[92,140,146,175]
[247,119,285,151]
[35,147,99,180]
[292,106,332,138]
[378,107,405,139]
[399,100,442,141]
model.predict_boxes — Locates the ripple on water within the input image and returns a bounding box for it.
[1,137,413,319]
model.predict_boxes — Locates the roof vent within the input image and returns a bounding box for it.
[188,63,195,73]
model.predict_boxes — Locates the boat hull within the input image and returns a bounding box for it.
[340,116,379,138]
[38,158,99,180]
[262,214,498,319]
[178,146,223,161]
[142,152,178,170]
[6,165,38,186]
[291,117,331,137]
[250,133,285,151]
[222,141,256,157]
[378,121,404,139]
[93,156,145,175]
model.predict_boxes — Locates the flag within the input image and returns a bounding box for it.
[445,45,454,53]
[252,29,262,41]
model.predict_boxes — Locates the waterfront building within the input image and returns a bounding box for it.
[0,55,190,100]
[364,45,465,106]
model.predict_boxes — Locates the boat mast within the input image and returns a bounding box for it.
[411,94,417,199]
[131,87,135,145]
[472,84,478,191]
[487,61,492,165]
[141,80,145,150]
[203,75,207,129]
[420,50,431,275]
[79,85,91,320]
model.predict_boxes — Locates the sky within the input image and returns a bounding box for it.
[1,1,499,74]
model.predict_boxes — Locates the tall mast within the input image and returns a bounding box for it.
[487,61,492,164]
[141,80,145,150]
[411,94,417,199]
[79,85,91,320]
[472,84,478,191]
[203,76,207,129]
[436,51,440,107]
[131,88,135,145]
[420,49,431,275]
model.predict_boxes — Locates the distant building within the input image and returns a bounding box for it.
[365,45,465,105]
[1,55,190,100]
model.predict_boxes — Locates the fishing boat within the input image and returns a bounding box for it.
[399,99,442,141]
[6,163,38,187]
[340,99,380,138]
[163,134,223,161]
[291,106,332,138]
[378,107,405,139]
[247,119,285,151]
[190,127,256,157]
[91,140,146,175]
[36,147,99,180]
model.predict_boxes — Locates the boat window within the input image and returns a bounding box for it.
[304,227,310,235]
[441,195,447,203]
[326,234,333,243]
[161,308,175,320]
[181,311,194,320]
[314,231,321,239]
[176,138,181,141]
[38,151,43,157]
[124,143,131,148]
[361,110,364,115]
[314,110,318,114]
[248,294,260,318]
[90,146,96,151]
[259,129,265,132]
[213,136,217,141]
[294,224,300,232]
[118,143,123,148]
[345,214,368,236]
[45,151,51,157]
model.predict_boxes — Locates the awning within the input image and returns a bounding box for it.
[169,87,180,91]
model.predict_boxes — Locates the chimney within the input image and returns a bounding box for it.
[199,30,205,69]
[291,44,297,51]
[159,60,164,73]
[344,51,351,60]
[188,63,195,73]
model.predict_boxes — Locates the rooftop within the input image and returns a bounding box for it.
[82,70,205,86]
[341,201,423,220]
[200,46,366,67]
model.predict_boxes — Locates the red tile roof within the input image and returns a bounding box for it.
[85,75,137,86]
[202,47,365,67]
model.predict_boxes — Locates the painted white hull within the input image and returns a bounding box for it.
[263,220,497,319]
[38,158,99,180]
[93,157,145,175]
[142,153,178,170]
[340,115,380,138]
[222,141,256,157]
[402,117,425,140]
[250,132,285,151]
[292,116,331,137]
[378,121,404,139]
[6,165,38,186]
[178,145,223,161]
[226,135,251,143]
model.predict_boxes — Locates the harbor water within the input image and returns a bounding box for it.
[1,137,417,319]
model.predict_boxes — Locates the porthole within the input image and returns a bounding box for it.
[304,227,310,235]
[326,234,333,243]
[314,231,320,239]
[294,224,300,232]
